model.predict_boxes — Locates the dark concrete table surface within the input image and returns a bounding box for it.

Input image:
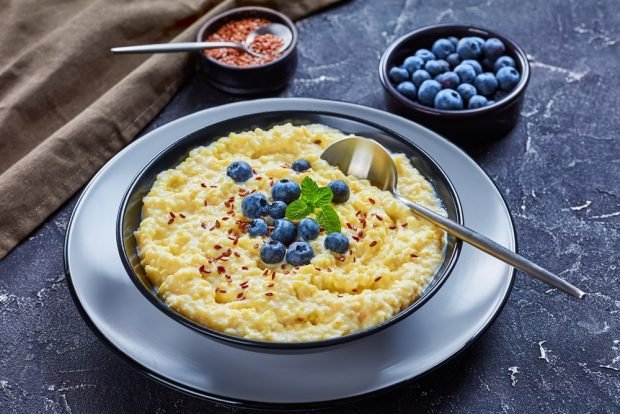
[1,0,618,412]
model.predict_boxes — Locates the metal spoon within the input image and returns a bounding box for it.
[321,137,586,299]
[110,23,293,57]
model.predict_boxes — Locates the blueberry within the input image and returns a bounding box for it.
[285,242,314,266]
[494,55,516,72]
[260,240,286,264]
[324,232,349,254]
[435,71,460,89]
[291,159,311,172]
[496,66,521,91]
[446,53,461,68]
[388,66,409,83]
[483,38,506,60]
[454,63,477,84]
[327,179,350,203]
[247,218,268,237]
[468,95,489,109]
[298,218,320,241]
[402,56,425,73]
[415,48,436,62]
[457,37,482,59]
[431,38,456,59]
[456,83,477,102]
[411,69,431,87]
[417,80,442,106]
[271,179,301,204]
[434,89,463,110]
[461,59,483,75]
[271,219,297,245]
[241,193,269,218]
[448,36,459,47]
[425,59,449,76]
[473,73,498,96]
[226,161,252,182]
[471,37,485,49]
[396,81,417,99]
[268,201,287,219]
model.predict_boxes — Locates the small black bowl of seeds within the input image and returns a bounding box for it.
[196,7,298,95]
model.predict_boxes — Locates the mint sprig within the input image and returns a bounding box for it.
[286,177,341,233]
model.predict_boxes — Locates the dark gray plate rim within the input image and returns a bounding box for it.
[63,98,516,409]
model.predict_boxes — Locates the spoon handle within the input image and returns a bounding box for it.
[111,42,244,54]
[394,193,586,299]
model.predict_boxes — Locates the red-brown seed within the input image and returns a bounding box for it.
[204,200,209,206]
[352,236,360,242]
[169,212,176,218]
[374,276,382,282]
[267,283,274,287]
[201,183,207,188]
[234,252,240,257]
[222,217,229,221]
[369,241,378,247]
[265,292,274,296]
[369,198,376,204]
[201,223,207,229]
[255,177,262,180]
[219,289,227,293]
[314,139,322,144]
[214,245,222,250]
[263,269,269,276]
[237,292,243,299]
[241,266,248,270]
[167,218,174,225]
[389,225,396,230]
[375,214,383,221]
[410,253,418,258]
[402,223,408,228]
[327,267,332,272]
[217,266,226,274]
[210,185,217,188]
[352,289,358,293]
[252,169,257,174]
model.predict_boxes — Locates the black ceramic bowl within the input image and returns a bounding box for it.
[196,7,298,94]
[379,24,530,142]
[117,111,463,351]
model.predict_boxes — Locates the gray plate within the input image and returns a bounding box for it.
[64,98,515,407]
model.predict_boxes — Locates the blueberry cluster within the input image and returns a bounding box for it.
[388,36,521,110]
[230,160,351,266]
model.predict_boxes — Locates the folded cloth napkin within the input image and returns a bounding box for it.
[0,0,341,259]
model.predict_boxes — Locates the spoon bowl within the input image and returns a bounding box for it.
[321,137,586,299]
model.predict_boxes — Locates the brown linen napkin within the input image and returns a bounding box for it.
[0,0,341,259]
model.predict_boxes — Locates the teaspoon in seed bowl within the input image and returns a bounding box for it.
[321,137,586,299]
[110,23,292,58]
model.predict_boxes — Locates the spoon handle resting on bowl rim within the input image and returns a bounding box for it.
[111,42,246,54]
[393,192,586,299]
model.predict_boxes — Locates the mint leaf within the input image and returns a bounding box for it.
[311,187,333,207]
[300,176,319,203]
[286,199,312,220]
[315,205,341,233]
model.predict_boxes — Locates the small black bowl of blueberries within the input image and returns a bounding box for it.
[379,24,530,142]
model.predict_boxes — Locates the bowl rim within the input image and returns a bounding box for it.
[195,6,298,71]
[116,111,464,350]
[379,23,531,117]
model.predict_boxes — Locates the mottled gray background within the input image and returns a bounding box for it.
[0,0,618,412]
